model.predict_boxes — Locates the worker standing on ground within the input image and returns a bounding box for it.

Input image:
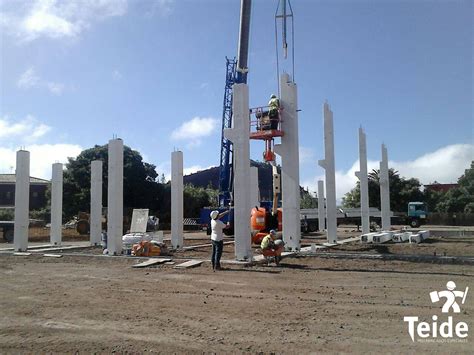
[268,94,280,130]
[210,209,230,271]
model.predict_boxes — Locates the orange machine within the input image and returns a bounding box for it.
[250,207,282,244]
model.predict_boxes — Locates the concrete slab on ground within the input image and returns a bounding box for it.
[132,258,171,268]
[174,260,203,269]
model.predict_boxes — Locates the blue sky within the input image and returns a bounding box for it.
[1,0,472,199]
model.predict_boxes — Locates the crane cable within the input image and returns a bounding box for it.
[274,0,295,97]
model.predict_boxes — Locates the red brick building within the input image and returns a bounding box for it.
[424,183,458,193]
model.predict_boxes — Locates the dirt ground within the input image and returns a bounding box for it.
[1,230,473,353]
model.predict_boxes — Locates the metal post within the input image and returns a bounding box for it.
[171,150,184,249]
[50,163,63,245]
[90,160,103,246]
[224,83,252,260]
[107,139,123,255]
[274,73,300,251]
[318,102,337,244]
[14,150,30,252]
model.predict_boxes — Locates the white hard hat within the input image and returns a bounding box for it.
[269,229,277,235]
[210,210,219,220]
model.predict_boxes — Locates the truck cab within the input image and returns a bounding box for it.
[407,202,428,228]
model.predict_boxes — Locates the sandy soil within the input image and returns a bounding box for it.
[1,246,473,353]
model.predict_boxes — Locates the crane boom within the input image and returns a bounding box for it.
[236,0,251,83]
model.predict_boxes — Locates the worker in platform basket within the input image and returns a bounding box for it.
[268,94,280,130]
[210,209,230,271]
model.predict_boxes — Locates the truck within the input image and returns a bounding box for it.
[399,201,428,228]
[300,202,428,232]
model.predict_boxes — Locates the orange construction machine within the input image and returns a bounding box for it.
[250,164,282,244]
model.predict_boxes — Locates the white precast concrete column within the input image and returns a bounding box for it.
[14,150,30,252]
[317,180,325,232]
[249,166,259,210]
[50,163,63,245]
[171,150,184,249]
[380,144,391,230]
[355,127,370,234]
[90,160,103,246]
[107,138,124,255]
[224,83,251,260]
[318,102,337,244]
[274,73,300,251]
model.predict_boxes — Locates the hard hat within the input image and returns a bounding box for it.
[270,94,277,99]
[274,239,284,246]
[269,229,277,236]
[210,210,219,220]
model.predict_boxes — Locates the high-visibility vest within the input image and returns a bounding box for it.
[261,234,272,249]
[268,98,280,110]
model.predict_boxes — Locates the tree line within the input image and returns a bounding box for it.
[342,162,474,213]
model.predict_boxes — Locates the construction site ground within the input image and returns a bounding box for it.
[0,225,473,353]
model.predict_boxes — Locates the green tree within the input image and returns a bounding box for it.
[342,169,423,212]
[63,144,162,219]
[434,161,474,213]
[184,184,216,217]
[300,188,318,208]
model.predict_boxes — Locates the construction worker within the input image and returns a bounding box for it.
[268,94,280,129]
[209,209,230,271]
[261,229,277,251]
[261,229,285,265]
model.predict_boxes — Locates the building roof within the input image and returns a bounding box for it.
[0,174,50,184]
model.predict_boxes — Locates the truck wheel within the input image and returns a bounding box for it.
[410,219,420,228]
[3,228,13,243]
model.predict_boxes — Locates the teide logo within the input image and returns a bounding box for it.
[404,281,469,342]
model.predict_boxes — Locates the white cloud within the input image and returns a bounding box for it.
[46,82,65,95]
[301,144,474,203]
[17,67,66,95]
[0,115,51,142]
[391,144,474,185]
[0,144,83,179]
[17,68,40,89]
[184,165,211,176]
[1,0,128,42]
[171,116,218,148]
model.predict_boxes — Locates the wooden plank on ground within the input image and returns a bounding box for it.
[30,245,91,253]
[13,252,32,256]
[132,258,171,268]
[182,241,234,251]
[43,254,63,258]
[174,260,203,269]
